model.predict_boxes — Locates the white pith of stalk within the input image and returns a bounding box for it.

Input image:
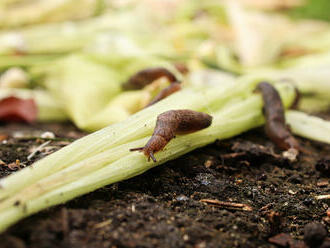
[286,110,330,144]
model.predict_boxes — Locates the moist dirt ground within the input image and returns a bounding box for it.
[0,117,329,248]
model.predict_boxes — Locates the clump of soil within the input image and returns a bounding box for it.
[0,120,329,248]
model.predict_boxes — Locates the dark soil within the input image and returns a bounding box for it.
[0,119,329,248]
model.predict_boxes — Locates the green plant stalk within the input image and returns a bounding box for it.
[265,67,330,99]
[298,96,330,113]
[0,54,62,71]
[0,14,109,55]
[42,54,179,131]
[0,83,296,231]
[0,138,149,211]
[0,0,103,28]
[0,91,254,211]
[286,110,330,144]
[43,54,122,129]
[249,52,330,99]
[0,76,259,201]
[0,88,200,201]
[0,11,153,56]
[81,91,149,132]
[0,113,261,232]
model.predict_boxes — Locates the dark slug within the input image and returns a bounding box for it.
[257,82,299,151]
[122,67,178,90]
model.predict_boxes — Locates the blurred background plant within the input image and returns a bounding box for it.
[0,0,329,131]
[1,0,330,233]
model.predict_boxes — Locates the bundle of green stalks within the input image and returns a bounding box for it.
[0,0,106,28]
[1,73,330,232]
[1,0,330,234]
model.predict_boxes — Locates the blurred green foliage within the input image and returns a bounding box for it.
[289,0,330,21]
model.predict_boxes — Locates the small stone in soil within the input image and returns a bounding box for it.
[320,238,330,248]
[304,222,328,248]
[315,159,330,177]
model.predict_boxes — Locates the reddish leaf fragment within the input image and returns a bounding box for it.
[0,96,38,123]
[269,233,307,248]
[269,233,293,247]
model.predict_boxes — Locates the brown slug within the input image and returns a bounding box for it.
[122,67,178,90]
[130,110,213,162]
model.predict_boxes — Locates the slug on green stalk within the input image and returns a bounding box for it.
[122,67,179,90]
[257,82,300,151]
[130,110,213,162]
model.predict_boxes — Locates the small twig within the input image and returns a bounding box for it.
[259,203,274,212]
[221,152,246,159]
[0,159,6,167]
[315,194,330,200]
[7,159,24,170]
[200,199,253,211]
[17,137,74,142]
[61,208,69,234]
[27,140,51,161]
[93,219,112,229]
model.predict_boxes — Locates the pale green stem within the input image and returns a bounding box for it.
[0,78,258,201]
[286,110,330,144]
[0,111,263,232]
[0,54,62,70]
[0,83,296,231]
[0,138,149,211]
[298,96,330,113]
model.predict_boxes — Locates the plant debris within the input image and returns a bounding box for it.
[200,199,253,211]
[0,96,37,123]
[268,233,306,248]
[315,195,330,200]
[304,222,328,248]
[6,159,23,171]
[27,140,52,161]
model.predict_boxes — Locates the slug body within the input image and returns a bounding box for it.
[257,82,299,150]
[130,110,213,162]
[146,82,181,107]
[122,67,178,90]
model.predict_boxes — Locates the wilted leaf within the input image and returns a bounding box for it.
[0,96,38,123]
